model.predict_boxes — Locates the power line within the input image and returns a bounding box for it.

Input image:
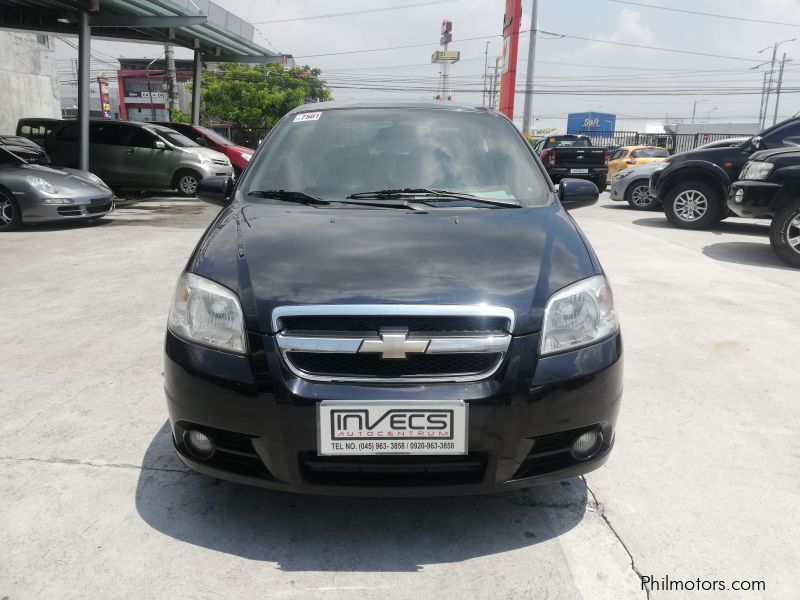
[608,0,800,28]
[254,0,459,25]
[295,32,503,58]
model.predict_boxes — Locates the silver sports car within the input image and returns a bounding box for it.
[609,162,663,211]
[0,145,114,231]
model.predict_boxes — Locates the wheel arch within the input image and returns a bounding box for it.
[661,165,728,201]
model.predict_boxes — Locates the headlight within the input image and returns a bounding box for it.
[167,272,246,354]
[239,152,252,162]
[83,172,109,188]
[652,162,668,172]
[540,275,619,356]
[198,156,213,165]
[739,161,773,181]
[27,176,58,194]
[614,170,632,180]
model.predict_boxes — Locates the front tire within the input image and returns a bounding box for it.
[769,199,800,268]
[0,192,22,231]
[663,179,723,230]
[174,170,201,197]
[624,179,658,211]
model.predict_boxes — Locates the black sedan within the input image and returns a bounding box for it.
[164,100,622,496]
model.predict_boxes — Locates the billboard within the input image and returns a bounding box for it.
[567,112,617,134]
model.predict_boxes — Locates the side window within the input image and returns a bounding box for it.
[128,129,156,149]
[56,124,79,142]
[763,123,800,149]
[20,125,31,135]
[91,123,122,145]
[534,140,543,153]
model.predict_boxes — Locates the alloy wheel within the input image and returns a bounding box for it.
[630,184,653,207]
[788,214,800,255]
[673,190,708,222]
[0,197,15,227]
[179,175,198,195]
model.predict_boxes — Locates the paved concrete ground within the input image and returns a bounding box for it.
[1,194,797,599]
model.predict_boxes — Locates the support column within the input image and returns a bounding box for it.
[78,10,91,171]
[192,49,202,125]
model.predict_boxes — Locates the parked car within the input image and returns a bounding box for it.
[609,162,663,210]
[164,100,621,496]
[0,141,114,231]
[155,122,254,176]
[0,135,50,164]
[728,149,800,268]
[533,134,608,190]
[607,145,669,182]
[16,118,61,147]
[651,117,800,229]
[45,120,233,196]
[696,136,750,150]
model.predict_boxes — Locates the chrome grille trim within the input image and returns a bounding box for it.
[272,305,515,383]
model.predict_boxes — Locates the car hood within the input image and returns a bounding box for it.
[181,146,229,162]
[748,147,800,163]
[4,163,111,193]
[189,202,598,335]
[668,145,743,164]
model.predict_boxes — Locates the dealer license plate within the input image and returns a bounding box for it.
[570,168,589,174]
[317,400,468,456]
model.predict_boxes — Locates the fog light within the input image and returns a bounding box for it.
[734,188,745,204]
[42,198,74,205]
[184,429,215,459]
[571,430,603,461]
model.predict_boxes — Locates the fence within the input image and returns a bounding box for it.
[571,130,752,154]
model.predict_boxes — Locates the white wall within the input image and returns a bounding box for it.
[0,31,61,133]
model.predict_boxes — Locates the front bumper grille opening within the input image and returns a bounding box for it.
[280,315,510,335]
[175,422,272,480]
[86,201,112,214]
[512,425,610,479]
[299,451,488,486]
[287,351,501,379]
[56,206,83,216]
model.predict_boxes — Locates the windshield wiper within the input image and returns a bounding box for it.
[345,188,520,208]
[247,189,329,205]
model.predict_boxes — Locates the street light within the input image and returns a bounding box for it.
[707,107,718,121]
[691,99,707,124]
[145,54,164,121]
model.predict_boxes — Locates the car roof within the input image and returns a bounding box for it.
[620,145,668,150]
[285,99,496,116]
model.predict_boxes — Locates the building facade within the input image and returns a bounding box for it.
[117,58,194,122]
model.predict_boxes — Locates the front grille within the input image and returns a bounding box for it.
[57,206,83,216]
[299,451,487,486]
[289,351,501,378]
[211,159,229,166]
[280,315,509,335]
[273,305,514,383]
[86,201,112,214]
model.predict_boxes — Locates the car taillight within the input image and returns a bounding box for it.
[603,149,609,167]
[540,149,556,168]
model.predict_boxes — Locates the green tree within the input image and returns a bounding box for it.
[200,63,332,128]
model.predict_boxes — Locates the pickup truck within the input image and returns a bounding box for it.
[728,148,800,268]
[650,117,800,229]
[533,135,609,190]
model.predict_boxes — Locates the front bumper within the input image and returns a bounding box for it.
[727,180,782,219]
[164,328,623,496]
[609,177,627,201]
[18,190,115,223]
[195,162,234,179]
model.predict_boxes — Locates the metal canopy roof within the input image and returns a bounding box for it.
[0,0,281,61]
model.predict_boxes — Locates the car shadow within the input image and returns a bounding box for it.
[135,422,589,571]
[702,241,797,271]
[632,217,770,237]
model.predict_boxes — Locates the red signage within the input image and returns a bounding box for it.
[499,0,522,120]
[97,75,112,119]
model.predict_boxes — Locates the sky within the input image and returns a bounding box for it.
[54,0,800,132]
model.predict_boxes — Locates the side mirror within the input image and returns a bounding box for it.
[154,140,166,150]
[197,175,235,204]
[750,136,763,151]
[558,178,599,210]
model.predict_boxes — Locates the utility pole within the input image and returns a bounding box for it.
[482,41,489,106]
[758,38,795,128]
[690,99,705,124]
[164,44,179,116]
[757,71,768,127]
[772,52,788,126]
[491,56,500,108]
[521,0,539,136]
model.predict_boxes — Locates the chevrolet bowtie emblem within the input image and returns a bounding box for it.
[358,328,430,360]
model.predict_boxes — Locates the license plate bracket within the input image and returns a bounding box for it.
[317,400,468,456]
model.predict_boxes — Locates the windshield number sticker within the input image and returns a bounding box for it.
[293,112,322,123]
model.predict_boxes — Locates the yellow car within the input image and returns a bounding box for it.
[607,146,670,182]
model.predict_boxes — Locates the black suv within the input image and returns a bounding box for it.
[651,117,800,229]
[729,148,800,268]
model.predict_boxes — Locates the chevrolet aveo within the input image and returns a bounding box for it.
[164,100,623,496]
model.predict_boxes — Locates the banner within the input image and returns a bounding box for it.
[499,0,522,120]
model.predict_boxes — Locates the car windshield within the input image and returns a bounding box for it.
[0,146,45,165]
[244,107,550,206]
[150,129,198,148]
[633,148,669,158]
[199,127,234,147]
